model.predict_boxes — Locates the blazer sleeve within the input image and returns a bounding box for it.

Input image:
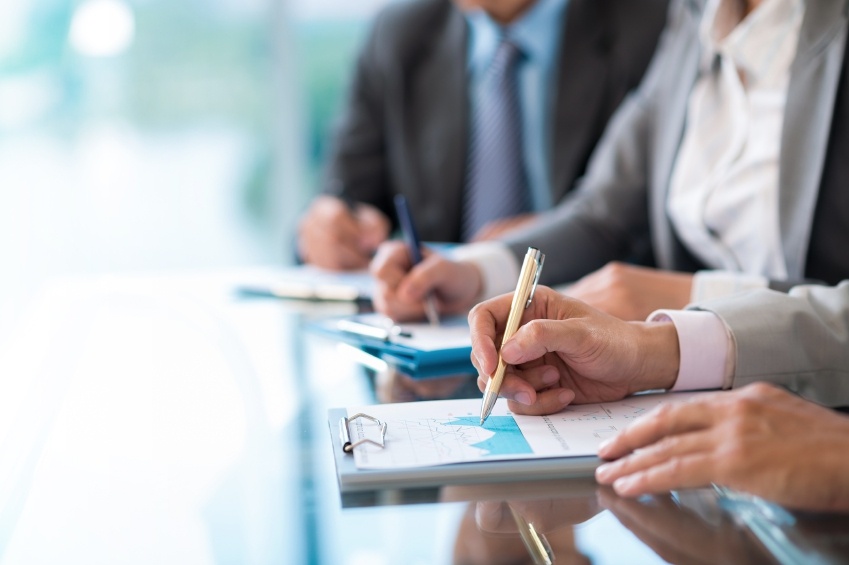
[693,281,849,407]
[320,11,394,218]
[499,0,684,286]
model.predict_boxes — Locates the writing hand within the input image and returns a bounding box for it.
[370,241,483,321]
[298,195,390,270]
[469,286,679,415]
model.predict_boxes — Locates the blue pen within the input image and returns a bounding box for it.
[394,194,441,326]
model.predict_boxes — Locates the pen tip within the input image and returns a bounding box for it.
[479,417,485,426]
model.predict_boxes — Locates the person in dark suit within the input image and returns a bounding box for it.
[297,0,669,270]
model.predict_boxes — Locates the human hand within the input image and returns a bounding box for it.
[370,240,483,321]
[474,496,599,535]
[595,383,849,512]
[469,286,679,415]
[375,368,475,403]
[470,213,538,242]
[454,496,596,565]
[297,195,390,270]
[565,262,693,321]
[596,488,765,565]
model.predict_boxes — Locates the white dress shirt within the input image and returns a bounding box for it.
[669,0,804,301]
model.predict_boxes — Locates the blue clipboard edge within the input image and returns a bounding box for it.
[308,316,473,368]
[328,408,601,493]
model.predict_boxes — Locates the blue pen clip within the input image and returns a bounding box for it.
[525,248,545,309]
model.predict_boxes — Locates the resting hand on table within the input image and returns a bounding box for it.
[469,286,679,415]
[596,489,764,564]
[565,262,693,321]
[298,195,391,270]
[596,383,849,512]
[370,241,483,321]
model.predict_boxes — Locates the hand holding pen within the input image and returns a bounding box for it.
[470,285,676,417]
[478,247,545,425]
[393,194,441,326]
[370,241,485,322]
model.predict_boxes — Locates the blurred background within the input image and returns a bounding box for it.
[0,0,392,347]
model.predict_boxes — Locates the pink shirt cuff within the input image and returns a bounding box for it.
[647,309,730,391]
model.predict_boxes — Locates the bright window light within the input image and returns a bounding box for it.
[69,0,135,57]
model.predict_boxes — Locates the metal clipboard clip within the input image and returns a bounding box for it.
[339,413,388,453]
[336,318,412,342]
[525,248,545,309]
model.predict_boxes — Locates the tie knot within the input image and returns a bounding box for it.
[488,38,523,79]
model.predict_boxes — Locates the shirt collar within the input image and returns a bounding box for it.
[699,0,805,84]
[466,0,568,75]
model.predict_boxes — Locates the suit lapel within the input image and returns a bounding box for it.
[651,0,704,269]
[549,0,609,204]
[406,6,468,241]
[779,0,849,277]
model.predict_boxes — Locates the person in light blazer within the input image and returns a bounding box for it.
[371,0,849,322]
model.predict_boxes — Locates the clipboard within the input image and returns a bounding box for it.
[309,313,473,372]
[328,408,600,492]
[327,392,714,493]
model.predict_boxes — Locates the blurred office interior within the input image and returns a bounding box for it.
[0,0,390,347]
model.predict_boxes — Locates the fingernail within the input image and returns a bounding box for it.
[542,368,559,385]
[598,438,612,451]
[501,340,518,360]
[475,501,500,524]
[595,464,611,481]
[515,392,532,406]
[614,476,635,493]
[558,391,573,404]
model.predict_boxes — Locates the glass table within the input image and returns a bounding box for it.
[0,271,846,564]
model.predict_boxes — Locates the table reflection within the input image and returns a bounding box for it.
[374,367,481,404]
[5,274,845,564]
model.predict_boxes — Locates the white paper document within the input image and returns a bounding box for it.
[238,266,374,301]
[347,392,710,470]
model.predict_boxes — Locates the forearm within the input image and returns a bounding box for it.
[696,282,849,406]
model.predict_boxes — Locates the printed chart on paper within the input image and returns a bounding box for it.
[347,392,710,470]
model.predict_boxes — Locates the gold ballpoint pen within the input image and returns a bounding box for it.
[479,247,545,425]
[509,504,554,565]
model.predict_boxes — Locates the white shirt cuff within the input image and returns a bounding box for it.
[448,242,520,300]
[691,270,769,302]
[647,309,733,391]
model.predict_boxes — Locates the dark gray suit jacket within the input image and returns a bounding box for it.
[505,0,849,289]
[321,0,669,242]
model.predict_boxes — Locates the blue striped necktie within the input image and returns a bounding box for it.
[461,38,529,242]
